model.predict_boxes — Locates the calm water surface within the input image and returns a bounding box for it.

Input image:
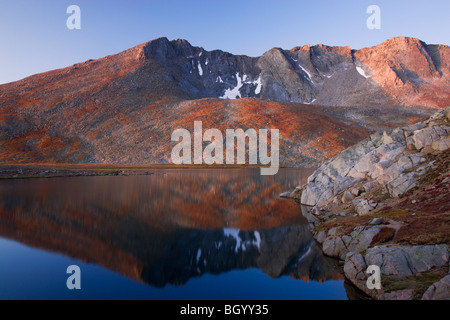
[0,168,349,300]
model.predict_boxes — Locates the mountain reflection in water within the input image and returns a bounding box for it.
[0,168,344,294]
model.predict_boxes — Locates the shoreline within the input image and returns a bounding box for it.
[282,107,450,300]
[0,163,291,180]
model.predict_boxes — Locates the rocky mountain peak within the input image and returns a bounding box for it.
[1,36,448,109]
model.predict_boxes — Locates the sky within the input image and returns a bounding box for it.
[0,0,449,84]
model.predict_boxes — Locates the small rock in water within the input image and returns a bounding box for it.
[279,192,291,198]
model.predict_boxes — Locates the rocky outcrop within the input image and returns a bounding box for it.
[344,245,449,300]
[1,37,449,107]
[111,37,450,107]
[316,223,395,261]
[422,275,450,300]
[290,106,450,207]
[285,107,450,300]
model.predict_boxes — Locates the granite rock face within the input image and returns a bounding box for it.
[285,108,450,300]
[294,107,450,207]
[137,37,450,107]
[343,244,449,300]
[422,275,450,300]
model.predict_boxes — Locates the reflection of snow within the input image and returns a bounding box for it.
[223,228,261,252]
[196,248,202,263]
[224,228,241,252]
[297,242,313,263]
[253,231,261,249]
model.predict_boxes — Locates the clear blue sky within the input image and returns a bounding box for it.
[0,0,449,84]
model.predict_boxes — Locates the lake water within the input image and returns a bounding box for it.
[0,168,350,300]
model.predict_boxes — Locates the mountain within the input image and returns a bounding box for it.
[0,36,446,166]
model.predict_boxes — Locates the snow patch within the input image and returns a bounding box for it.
[298,64,313,82]
[254,75,262,95]
[253,231,261,249]
[219,73,262,99]
[198,61,203,76]
[205,58,209,66]
[304,98,317,105]
[297,243,313,263]
[216,76,224,83]
[356,66,371,78]
[220,73,244,99]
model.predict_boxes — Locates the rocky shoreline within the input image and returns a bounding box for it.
[282,107,450,300]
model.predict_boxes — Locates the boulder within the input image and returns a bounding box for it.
[322,237,347,260]
[422,275,450,300]
[363,180,380,193]
[407,126,450,151]
[315,230,327,244]
[353,199,377,215]
[344,252,367,282]
[351,188,361,197]
[344,244,449,300]
[431,137,450,151]
[386,172,417,197]
[384,289,415,300]
[364,244,449,278]
[346,226,384,252]
[342,190,355,203]
[369,218,384,225]
[348,142,404,179]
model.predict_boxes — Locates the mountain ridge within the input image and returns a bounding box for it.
[0,36,446,166]
[1,36,449,107]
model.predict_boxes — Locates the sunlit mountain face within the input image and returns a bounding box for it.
[0,37,441,167]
